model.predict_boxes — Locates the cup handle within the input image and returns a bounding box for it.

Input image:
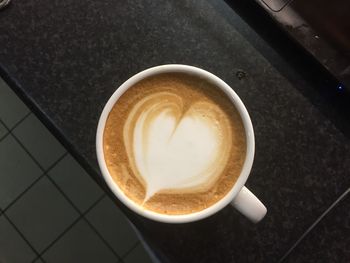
[230,186,267,223]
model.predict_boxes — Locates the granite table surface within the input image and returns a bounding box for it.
[1,0,349,262]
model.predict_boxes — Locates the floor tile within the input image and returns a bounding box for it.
[48,154,103,213]
[42,219,118,263]
[0,77,29,128]
[6,176,79,252]
[0,134,42,209]
[86,196,139,257]
[124,243,153,263]
[0,215,36,262]
[0,121,8,140]
[12,114,65,169]
[284,191,350,263]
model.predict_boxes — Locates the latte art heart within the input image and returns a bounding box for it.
[124,92,232,202]
[103,73,246,215]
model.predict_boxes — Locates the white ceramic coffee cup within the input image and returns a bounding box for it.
[96,64,267,223]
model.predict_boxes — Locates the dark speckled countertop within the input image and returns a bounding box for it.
[1,0,349,262]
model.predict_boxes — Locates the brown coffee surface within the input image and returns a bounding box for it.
[103,73,246,215]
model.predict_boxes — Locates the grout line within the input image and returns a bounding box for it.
[0,119,10,142]
[2,152,68,213]
[7,117,67,177]
[40,214,82,257]
[9,111,31,131]
[0,118,6,128]
[45,175,122,260]
[31,256,46,263]
[0,131,10,142]
[83,217,123,260]
[10,132,48,172]
[4,173,46,209]
[121,241,140,259]
[0,117,10,131]
[38,194,105,257]
[45,174,105,216]
[2,213,41,258]
[278,187,350,262]
[0,111,31,132]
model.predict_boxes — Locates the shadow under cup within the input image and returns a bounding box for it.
[96,64,263,223]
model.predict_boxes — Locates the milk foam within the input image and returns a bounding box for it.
[124,92,232,202]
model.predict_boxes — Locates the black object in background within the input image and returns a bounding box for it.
[225,0,350,137]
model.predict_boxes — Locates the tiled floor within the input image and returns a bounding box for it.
[0,77,153,262]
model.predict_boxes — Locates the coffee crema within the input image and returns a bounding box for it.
[103,73,246,215]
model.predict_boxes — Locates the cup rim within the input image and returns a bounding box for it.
[96,64,255,223]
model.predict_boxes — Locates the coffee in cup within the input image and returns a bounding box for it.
[103,72,246,215]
